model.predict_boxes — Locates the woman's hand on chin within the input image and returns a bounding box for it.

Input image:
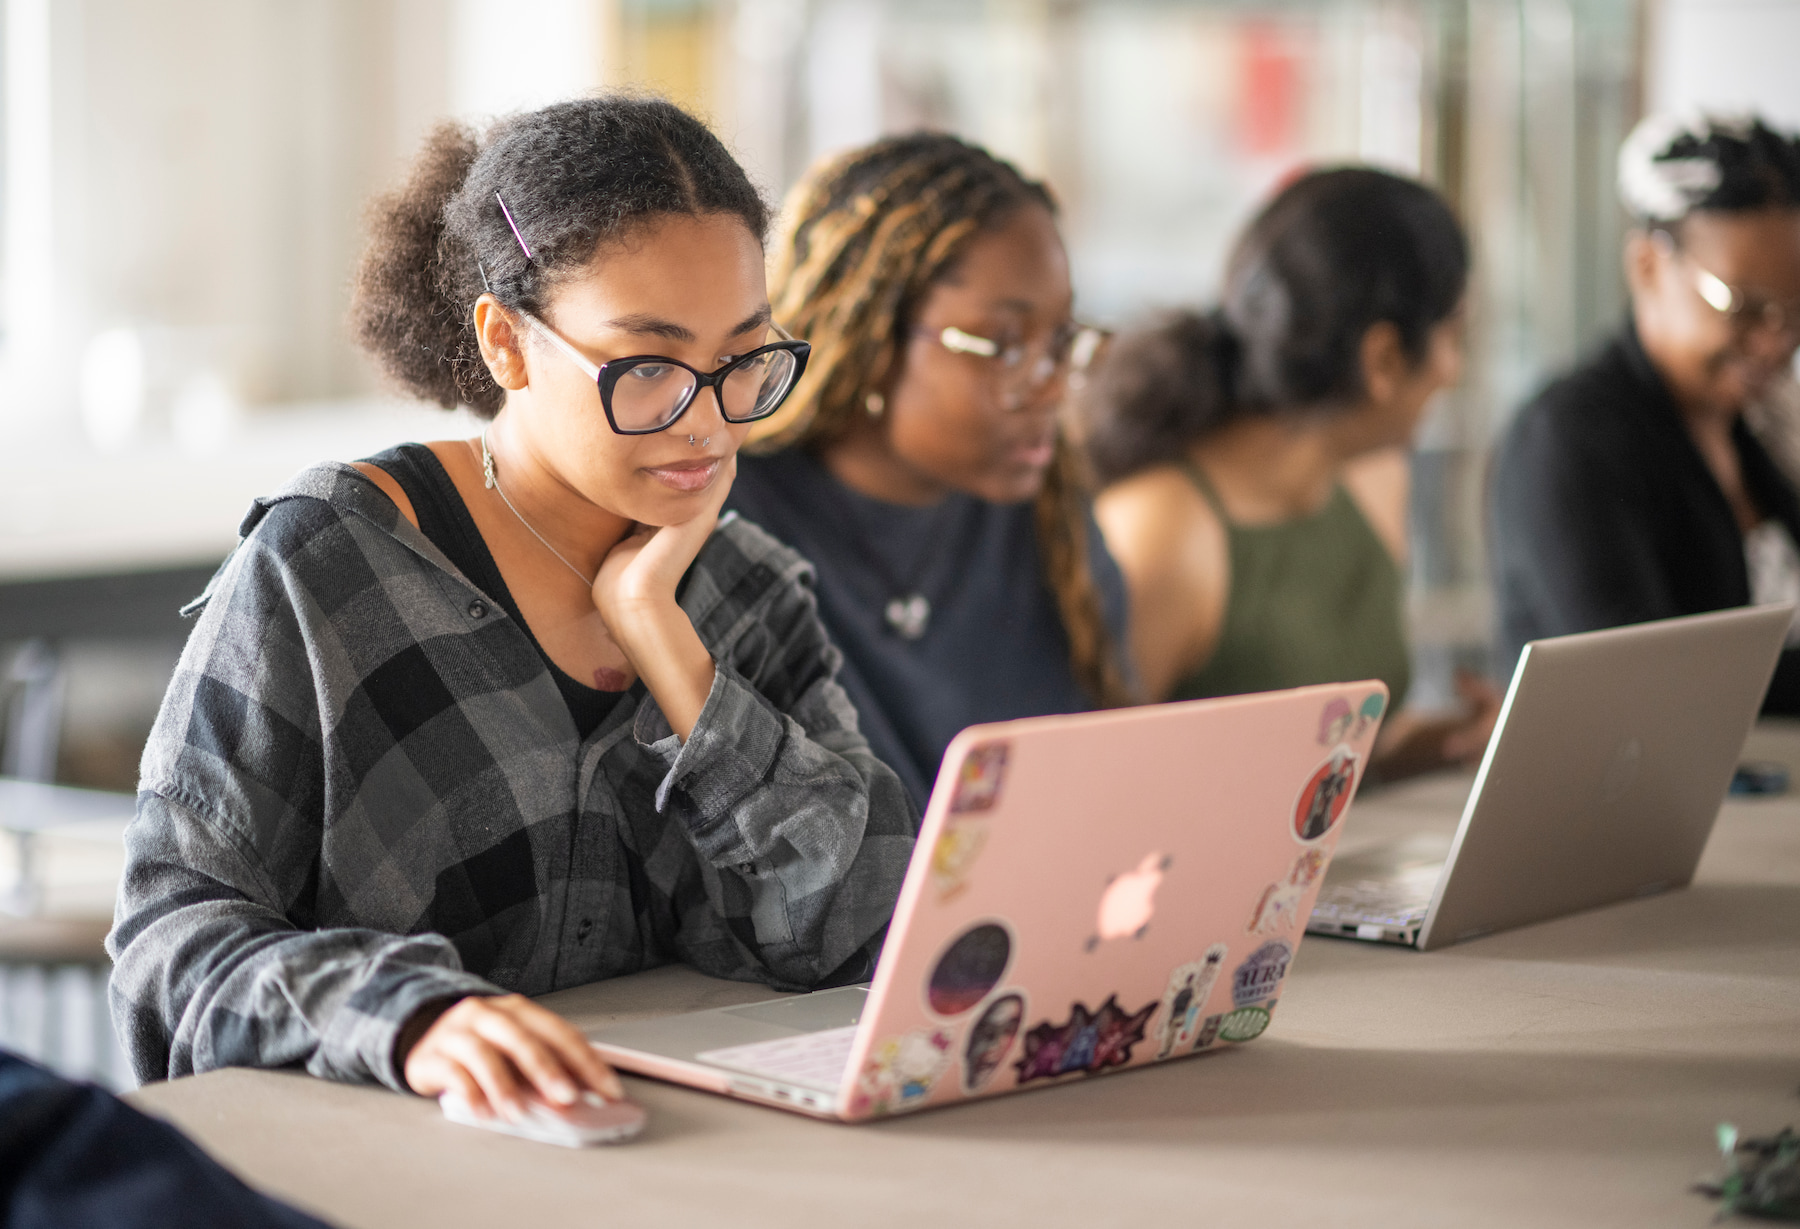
[590,454,737,739]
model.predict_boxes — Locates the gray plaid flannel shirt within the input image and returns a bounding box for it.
[107,463,916,1089]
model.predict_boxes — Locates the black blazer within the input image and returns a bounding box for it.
[1490,320,1800,714]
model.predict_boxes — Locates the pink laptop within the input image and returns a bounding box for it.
[587,681,1387,1120]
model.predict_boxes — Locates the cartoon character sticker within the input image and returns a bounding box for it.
[1155,943,1228,1058]
[930,823,990,901]
[930,741,1011,900]
[962,991,1026,1092]
[850,1027,954,1116]
[1217,1003,1272,1042]
[926,922,1013,1016]
[1015,995,1157,1084]
[1317,697,1354,746]
[1232,940,1292,1009]
[1351,691,1386,739]
[1293,746,1358,842]
[1246,849,1328,935]
[949,741,1010,813]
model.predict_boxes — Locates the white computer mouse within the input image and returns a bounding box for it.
[439,1090,647,1147]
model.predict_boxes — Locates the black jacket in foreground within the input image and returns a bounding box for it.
[1490,320,1800,714]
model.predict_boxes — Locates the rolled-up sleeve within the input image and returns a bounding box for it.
[634,559,916,990]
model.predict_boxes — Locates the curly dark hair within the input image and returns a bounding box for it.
[350,95,770,417]
[756,132,1130,709]
[1620,114,1800,226]
[1083,166,1468,485]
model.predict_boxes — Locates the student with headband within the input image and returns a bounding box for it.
[1491,114,1800,710]
[106,97,914,1119]
[725,133,1133,811]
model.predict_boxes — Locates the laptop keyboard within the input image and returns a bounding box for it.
[1309,877,1434,927]
[696,1025,858,1091]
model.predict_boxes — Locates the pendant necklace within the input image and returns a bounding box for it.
[479,430,597,588]
[839,488,962,641]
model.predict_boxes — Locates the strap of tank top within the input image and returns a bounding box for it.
[1178,459,1234,527]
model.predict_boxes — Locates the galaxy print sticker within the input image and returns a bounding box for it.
[926,922,1013,1016]
[849,1027,955,1117]
[1231,940,1292,1009]
[949,740,1010,814]
[1014,995,1157,1084]
[1293,746,1358,842]
[962,991,1026,1092]
[1155,943,1229,1059]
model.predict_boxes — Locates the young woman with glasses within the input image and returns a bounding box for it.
[1082,168,1498,781]
[107,97,914,1121]
[1491,115,1800,712]
[725,133,1133,811]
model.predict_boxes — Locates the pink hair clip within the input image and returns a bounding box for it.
[495,192,533,260]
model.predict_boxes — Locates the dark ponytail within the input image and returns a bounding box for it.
[1084,308,1239,487]
[351,96,770,417]
[1082,166,1468,485]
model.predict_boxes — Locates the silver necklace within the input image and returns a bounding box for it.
[839,489,960,641]
[480,430,596,587]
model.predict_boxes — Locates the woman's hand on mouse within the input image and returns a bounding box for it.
[590,455,737,739]
[403,993,624,1120]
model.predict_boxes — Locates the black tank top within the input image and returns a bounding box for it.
[362,443,627,740]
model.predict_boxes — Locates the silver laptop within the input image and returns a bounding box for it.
[1307,604,1792,951]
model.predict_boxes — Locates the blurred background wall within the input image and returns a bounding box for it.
[0,0,1795,796]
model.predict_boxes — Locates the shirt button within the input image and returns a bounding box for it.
[576,917,594,941]
[467,599,488,619]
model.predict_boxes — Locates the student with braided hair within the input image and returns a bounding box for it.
[725,132,1132,810]
[1492,114,1800,712]
[108,96,914,1119]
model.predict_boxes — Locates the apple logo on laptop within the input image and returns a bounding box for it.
[1086,852,1172,951]
[1599,736,1642,803]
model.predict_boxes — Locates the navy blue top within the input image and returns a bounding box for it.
[0,1049,333,1229]
[728,448,1130,809]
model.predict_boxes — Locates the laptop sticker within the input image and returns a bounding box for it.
[1246,849,1328,934]
[1217,1003,1272,1042]
[927,922,1014,1016]
[1014,995,1157,1084]
[1232,940,1292,1009]
[929,822,989,901]
[1317,697,1354,745]
[1084,852,1172,951]
[1293,747,1358,842]
[1352,690,1386,738]
[949,740,1010,813]
[849,1027,955,1117]
[962,991,1026,1092]
[1155,943,1229,1058]
[1190,1012,1226,1051]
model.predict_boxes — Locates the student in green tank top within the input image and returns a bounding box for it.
[1082,167,1499,780]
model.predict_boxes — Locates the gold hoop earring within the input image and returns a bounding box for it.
[864,391,885,418]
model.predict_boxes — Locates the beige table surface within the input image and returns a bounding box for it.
[128,724,1800,1229]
